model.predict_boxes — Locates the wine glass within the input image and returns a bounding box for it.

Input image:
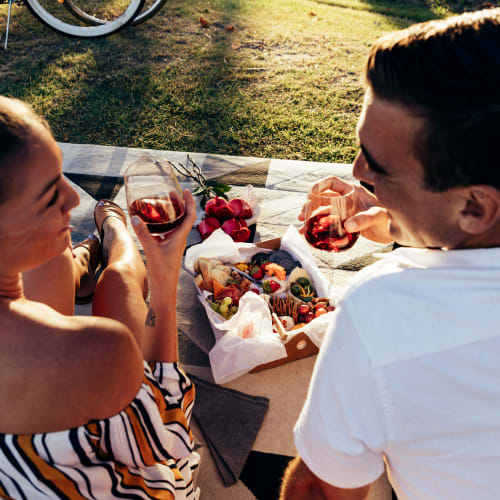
[304,178,359,253]
[124,155,185,239]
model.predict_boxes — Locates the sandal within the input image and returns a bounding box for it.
[94,199,128,266]
[74,234,101,305]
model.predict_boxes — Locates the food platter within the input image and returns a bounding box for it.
[185,226,338,382]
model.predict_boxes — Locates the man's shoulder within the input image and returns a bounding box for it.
[342,249,417,300]
[335,248,500,368]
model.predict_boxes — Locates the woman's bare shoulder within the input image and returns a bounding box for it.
[0,299,144,434]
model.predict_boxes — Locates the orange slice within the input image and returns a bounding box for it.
[265,263,286,281]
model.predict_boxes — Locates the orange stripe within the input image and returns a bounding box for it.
[143,370,194,443]
[85,421,100,437]
[0,482,15,500]
[145,364,195,416]
[182,384,196,413]
[172,466,183,482]
[113,461,175,499]
[162,408,190,430]
[16,435,86,499]
[163,408,194,445]
[144,377,193,431]
[146,376,169,415]
[123,405,160,465]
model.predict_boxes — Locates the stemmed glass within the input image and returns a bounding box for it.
[303,177,359,279]
[124,155,185,240]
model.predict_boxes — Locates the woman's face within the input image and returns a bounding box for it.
[0,125,80,273]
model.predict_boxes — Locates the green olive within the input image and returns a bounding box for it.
[296,277,310,287]
[291,284,302,296]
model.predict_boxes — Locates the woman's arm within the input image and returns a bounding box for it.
[131,190,197,363]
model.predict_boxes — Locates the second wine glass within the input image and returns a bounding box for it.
[124,155,185,238]
[304,179,359,253]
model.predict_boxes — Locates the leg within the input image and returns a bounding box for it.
[92,216,149,343]
[22,247,76,315]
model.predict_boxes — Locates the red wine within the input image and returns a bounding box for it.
[129,194,185,234]
[305,213,359,252]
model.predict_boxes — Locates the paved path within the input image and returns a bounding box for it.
[62,143,392,500]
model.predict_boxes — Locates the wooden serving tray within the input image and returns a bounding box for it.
[250,238,320,372]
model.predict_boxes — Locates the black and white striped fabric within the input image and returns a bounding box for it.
[0,362,200,500]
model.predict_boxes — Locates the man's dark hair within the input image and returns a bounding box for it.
[0,96,50,203]
[365,8,500,192]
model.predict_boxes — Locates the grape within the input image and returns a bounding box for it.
[219,303,229,314]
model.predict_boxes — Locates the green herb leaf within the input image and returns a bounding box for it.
[207,181,231,192]
[213,188,229,199]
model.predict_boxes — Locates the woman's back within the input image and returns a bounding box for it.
[0,298,142,435]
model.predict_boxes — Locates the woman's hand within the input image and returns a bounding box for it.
[131,190,196,362]
[131,190,197,288]
[299,176,393,244]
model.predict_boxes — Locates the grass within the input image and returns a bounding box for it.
[0,0,497,164]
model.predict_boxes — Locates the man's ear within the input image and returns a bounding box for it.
[457,186,500,234]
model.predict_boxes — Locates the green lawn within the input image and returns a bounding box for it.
[0,0,496,163]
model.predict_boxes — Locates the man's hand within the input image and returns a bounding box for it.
[280,457,372,500]
[299,176,393,244]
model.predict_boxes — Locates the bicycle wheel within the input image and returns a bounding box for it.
[24,0,145,38]
[61,0,166,27]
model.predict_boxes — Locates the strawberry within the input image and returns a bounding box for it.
[268,280,281,293]
[250,266,264,280]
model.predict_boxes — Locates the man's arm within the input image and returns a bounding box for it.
[280,457,372,500]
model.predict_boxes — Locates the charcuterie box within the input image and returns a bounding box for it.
[184,225,337,384]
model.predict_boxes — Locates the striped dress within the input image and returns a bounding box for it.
[0,362,200,499]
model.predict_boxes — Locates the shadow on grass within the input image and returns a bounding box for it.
[0,0,258,156]
[313,0,499,28]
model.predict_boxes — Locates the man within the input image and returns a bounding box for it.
[280,8,500,500]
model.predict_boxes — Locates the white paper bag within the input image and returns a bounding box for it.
[208,292,287,384]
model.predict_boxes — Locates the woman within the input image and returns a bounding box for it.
[0,96,200,499]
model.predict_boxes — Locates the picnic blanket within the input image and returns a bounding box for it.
[63,143,392,500]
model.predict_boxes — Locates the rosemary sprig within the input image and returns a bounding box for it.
[172,155,231,209]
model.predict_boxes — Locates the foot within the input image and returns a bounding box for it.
[94,200,128,266]
[74,234,101,305]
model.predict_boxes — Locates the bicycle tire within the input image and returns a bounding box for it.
[24,0,146,38]
[61,0,167,27]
